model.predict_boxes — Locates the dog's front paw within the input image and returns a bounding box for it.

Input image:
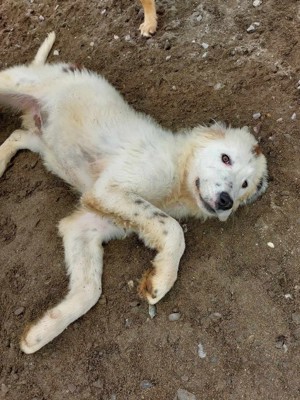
[138,267,177,304]
[139,19,157,37]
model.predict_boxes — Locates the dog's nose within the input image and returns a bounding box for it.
[217,192,233,211]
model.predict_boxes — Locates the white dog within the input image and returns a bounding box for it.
[0,33,268,354]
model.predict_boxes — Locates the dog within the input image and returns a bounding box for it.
[0,33,268,353]
[139,0,157,36]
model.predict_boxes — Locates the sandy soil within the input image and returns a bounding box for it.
[0,1,300,399]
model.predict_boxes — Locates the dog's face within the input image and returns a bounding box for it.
[189,124,268,221]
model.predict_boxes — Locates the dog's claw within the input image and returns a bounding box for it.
[139,20,157,37]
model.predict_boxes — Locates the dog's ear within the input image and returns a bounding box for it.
[243,173,268,205]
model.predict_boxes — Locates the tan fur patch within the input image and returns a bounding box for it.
[252,144,262,157]
[138,267,156,300]
[82,194,135,230]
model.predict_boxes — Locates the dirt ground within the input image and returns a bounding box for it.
[0,0,300,399]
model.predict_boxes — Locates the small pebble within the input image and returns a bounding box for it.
[127,280,134,289]
[168,312,181,321]
[284,294,293,300]
[140,380,154,389]
[1,384,9,395]
[176,388,196,400]
[53,50,59,56]
[209,312,222,321]
[267,242,274,248]
[92,379,103,389]
[113,35,119,40]
[253,112,261,120]
[129,300,140,307]
[101,9,106,15]
[164,40,171,50]
[214,83,224,90]
[201,42,209,49]
[291,112,296,120]
[247,24,256,33]
[247,22,260,33]
[124,35,131,42]
[276,117,283,122]
[148,304,157,319]
[14,307,25,316]
[99,296,107,305]
[253,0,262,6]
[67,384,76,393]
[166,55,171,61]
[90,42,95,47]
[198,342,206,359]
[293,327,300,339]
[39,15,45,21]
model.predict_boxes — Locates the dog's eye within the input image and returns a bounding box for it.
[221,154,231,165]
[242,180,248,188]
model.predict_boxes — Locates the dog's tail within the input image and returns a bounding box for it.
[31,31,56,66]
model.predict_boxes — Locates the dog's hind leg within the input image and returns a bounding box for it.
[0,129,43,177]
[20,209,125,354]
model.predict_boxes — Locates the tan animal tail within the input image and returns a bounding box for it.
[31,31,56,66]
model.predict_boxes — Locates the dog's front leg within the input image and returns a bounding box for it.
[82,187,185,305]
[139,0,157,37]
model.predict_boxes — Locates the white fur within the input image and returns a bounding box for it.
[0,33,268,353]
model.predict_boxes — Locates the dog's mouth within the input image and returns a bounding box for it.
[199,194,232,222]
[199,195,216,215]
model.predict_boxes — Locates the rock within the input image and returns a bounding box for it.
[176,388,196,400]
[140,380,154,389]
[267,242,275,248]
[129,300,140,307]
[92,379,103,389]
[252,112,261,120]
[164,40,171,50]
[293,327,300,339]
[67,384,76,393]
[148,304,157,319]
[1,384,9,395]
[168,312,181,321]
[247,22,260,33]
[291,112,296,120]
[201,42,209,49]
[198,343,206,359]
[209,312,222,322]
[14,307,25,316]
[253,0,262,6]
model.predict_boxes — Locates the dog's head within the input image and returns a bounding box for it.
[187,123,268,221]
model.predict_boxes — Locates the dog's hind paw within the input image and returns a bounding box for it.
[139,19,157,37]
[20,310,65,354]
